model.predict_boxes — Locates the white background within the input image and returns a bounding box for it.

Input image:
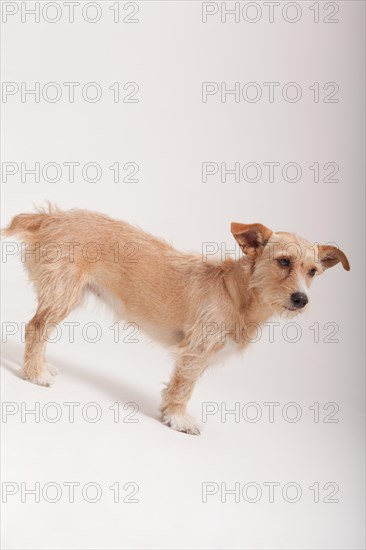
[1,1,365,549]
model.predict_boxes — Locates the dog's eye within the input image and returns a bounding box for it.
[308,268,317,277]
[278,258,290,267]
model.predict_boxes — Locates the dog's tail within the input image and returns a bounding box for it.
[2,203,59,240]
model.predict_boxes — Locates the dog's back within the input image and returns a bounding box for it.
[3,207,216,344]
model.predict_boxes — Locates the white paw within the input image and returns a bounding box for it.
[21,369,55,387]
[162,413,200,435]
[47,363,59,376]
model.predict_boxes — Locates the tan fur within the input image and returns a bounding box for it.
[3,207,350,435]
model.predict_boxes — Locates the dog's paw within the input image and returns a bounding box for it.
[162,413,200,435]
[47,363,59,376]
[20,369,55,387]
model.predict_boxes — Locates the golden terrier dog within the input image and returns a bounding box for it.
[3,206,350,434]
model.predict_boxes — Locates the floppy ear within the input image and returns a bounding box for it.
[318,245,350,271]
[231,222,272,258]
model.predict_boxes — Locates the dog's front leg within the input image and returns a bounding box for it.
[160,352,208,435]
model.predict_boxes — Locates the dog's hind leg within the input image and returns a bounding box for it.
[21,275,87,386]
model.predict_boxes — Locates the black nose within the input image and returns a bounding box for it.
[291,292,308,309]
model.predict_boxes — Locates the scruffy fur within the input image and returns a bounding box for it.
[3,207,350,435]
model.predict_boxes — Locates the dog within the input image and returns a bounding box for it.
[3,206,350,434]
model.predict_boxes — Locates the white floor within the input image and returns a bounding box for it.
[1,295,364,550]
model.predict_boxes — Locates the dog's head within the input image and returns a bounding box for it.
[231,222,350,317]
